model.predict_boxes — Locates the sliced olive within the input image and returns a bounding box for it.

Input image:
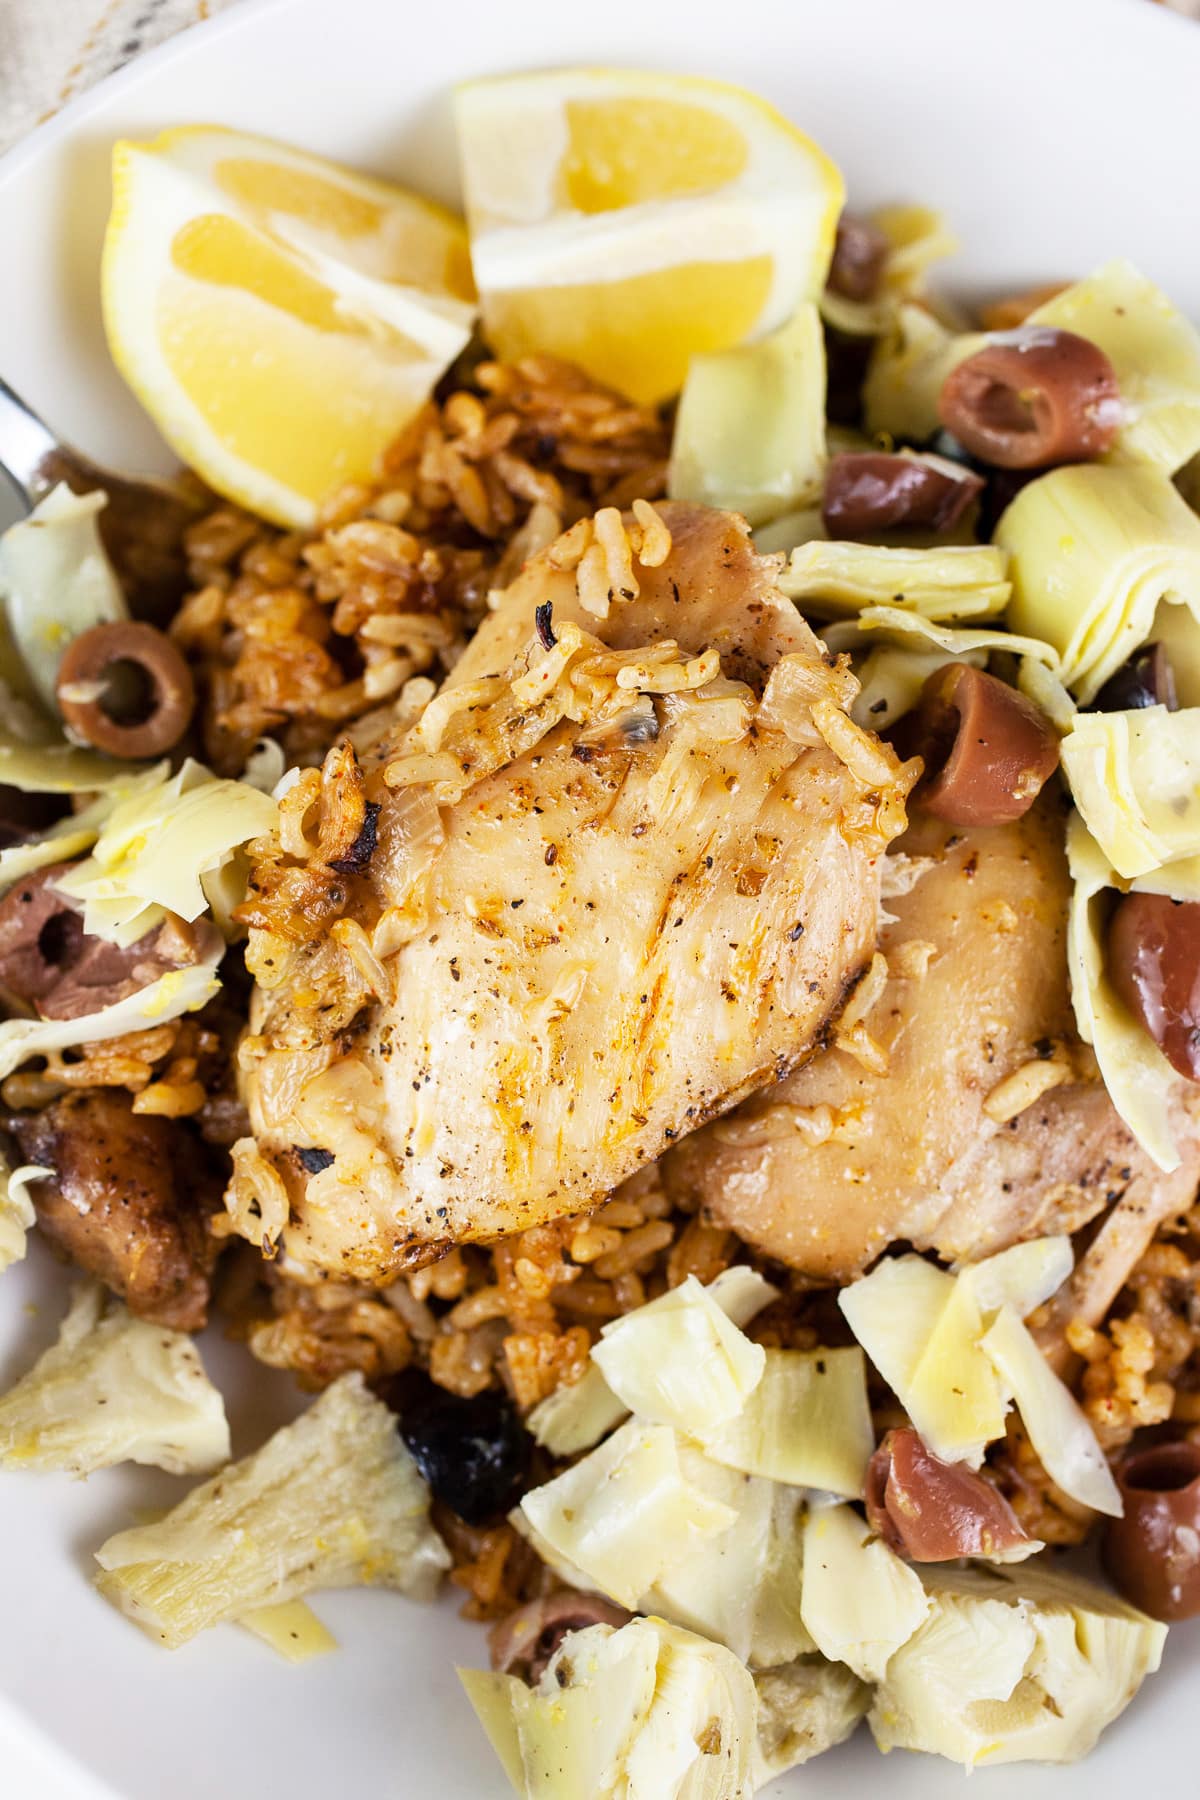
[937,327,1122,469]
[1093,643,1178,714]
[900,662,1060,827]
[1103,1440,1200,1621]
[1108,892,1200,1082]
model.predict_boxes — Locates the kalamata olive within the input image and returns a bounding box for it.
[822,451,983,536]
[828,212,890,303]
[937,327,1122,469]
[1103,1440,1200,1621]
[1093,643,1178,714]
[490,1591,633,1683]
[1108,892,1200,1082]
[392,1376,531,1524]
[55,620,195,759]
[899,662,1061,827]
[866,1427,1034,1561]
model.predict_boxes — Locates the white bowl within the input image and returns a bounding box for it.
[0,0,1197,1794]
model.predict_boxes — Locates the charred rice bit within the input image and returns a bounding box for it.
[171,356,669,774]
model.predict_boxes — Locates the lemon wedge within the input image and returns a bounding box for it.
[455,68,844,404]
[102,126,477,527]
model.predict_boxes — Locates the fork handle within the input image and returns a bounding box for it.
[0,377,61,509]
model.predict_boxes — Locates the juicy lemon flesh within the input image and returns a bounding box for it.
[104,129,476,525]
[211,155,475,299]
[158,276,433,504]
[483,256,774,405]
[560,97,748,212]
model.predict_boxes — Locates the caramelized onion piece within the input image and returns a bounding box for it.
[937,328,1122,469]
[822,451,983,536]
[1093,642,1178,714]
[1108,893,1200,1082]
[1103,1441,1200,1621]
[901,663,1060,826]
[977,283,1070,333]
[828,212,890,303]
[865,1427,1034,1561]
[55,620,195,759]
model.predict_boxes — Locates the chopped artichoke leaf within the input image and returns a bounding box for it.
[0,742,156,794]
[903,1277,1009,1468]
[526,1363,630,1459]
[870,1562,1165,1767]
[751,1655,870,1783]
[669,304,826,527]
[461,1617,757,1800]
[799,1503,930,1682]
[0,942,223,1084]
[1061,704,1200,882]
[696,1345,873,1496]
[0,485,128,712]
[997,461,1200,702]
[0,1283,229,1475]
[56,757,278,942]
[240,1599,337,1663]
[1066,813,1181,1171]
[645,1452,812,1667]
[527,1269,777,1459]
[1030,259,1200,473]
[862,304,983,443]
[782,541,1010,621]
[0,1157,49,1274]
[958,1235,1074,1318]
[591,1274,765,1437]
[94,1372,448,1647]
[519,1419,737,1610]
[821,604,1061,731]
[980,1306,1122,1516]
[838,1252,953,1418]
[820,206,958,338]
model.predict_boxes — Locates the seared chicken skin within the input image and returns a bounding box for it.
[666,800,1200,1281]
[238,503,915,1279]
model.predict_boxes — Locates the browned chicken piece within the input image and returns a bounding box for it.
[665,800,1200,1281]
[11,1091,218,1330]
[238,502,915,1280]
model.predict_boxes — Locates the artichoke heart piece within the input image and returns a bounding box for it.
[751,1655,870,1783]
[668,303,826,527]
[0,1283,229,1476]
[799,1503,930,1681]
[56,757,279,947]
[1030,259,1200,474]
[0,484,128,715]
[980,1305,1122,1517]
[862,303,982,443]
[782,540,1010,622]
[869,1562,1166,1767]
[1061,704,1200,886]
[527,1268,778,1459]
[1066,812,1182,1172]
[696,1345,873,1496]
[821,604,1062,733]
[460,1616,757,1800]
[94,1372,448,1647]
[838,1240,1075,1468]
[645,1451,812,1667]
[591,1274,766,1437]
[519,1418,737,1610]
[997,461,1200,702]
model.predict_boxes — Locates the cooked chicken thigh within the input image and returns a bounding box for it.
[666,800,1200,1281]
[239,503,914,1280]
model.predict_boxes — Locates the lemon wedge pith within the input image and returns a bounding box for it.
[455,68,845,405]
[102,126,476,528]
